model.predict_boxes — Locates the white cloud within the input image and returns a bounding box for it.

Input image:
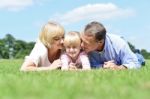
[0,0,45,11]
[50,3,135,25]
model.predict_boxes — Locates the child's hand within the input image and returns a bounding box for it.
[69,63,77,70]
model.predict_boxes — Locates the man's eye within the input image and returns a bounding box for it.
[84,42,88,45]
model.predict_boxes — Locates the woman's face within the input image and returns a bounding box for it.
[51,35,64,50]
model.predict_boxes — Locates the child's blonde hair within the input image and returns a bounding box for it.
[64,31,81,47]
[39,21,65,48]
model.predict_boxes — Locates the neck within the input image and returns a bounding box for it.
[48,48,60,62]
[48,48,59,55]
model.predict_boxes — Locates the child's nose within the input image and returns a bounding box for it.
[70,48,74,51]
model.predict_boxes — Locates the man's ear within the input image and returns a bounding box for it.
[97,39,104,44]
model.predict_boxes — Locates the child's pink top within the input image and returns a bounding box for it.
[61,51,91,70]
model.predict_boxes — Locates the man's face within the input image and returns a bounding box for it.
[81,33,104,53]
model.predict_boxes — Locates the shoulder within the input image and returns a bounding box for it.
[36,40,47,50]
[29,39,48,57]
[79,51,88,56]
[106,34,128,49]
[36,40,47,53]
[60,53,70,60]
[61,53,68,57]
[79,51,89,59]
[107,34,126,44]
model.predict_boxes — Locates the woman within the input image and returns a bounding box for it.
[20,21,65,71]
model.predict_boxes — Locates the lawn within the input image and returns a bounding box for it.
[0,59,150,99]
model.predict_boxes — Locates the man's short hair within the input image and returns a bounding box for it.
[84,21,106,41]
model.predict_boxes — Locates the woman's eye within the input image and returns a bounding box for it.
[54,37,60,40]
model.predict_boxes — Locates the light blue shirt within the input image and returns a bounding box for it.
[88,34,141,69]
[135,53,145,65]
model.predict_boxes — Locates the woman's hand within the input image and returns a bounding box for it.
[50,59,62,70]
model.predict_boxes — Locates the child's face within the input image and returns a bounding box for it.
[65,45,81,59]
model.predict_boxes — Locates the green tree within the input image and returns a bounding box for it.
[141,49,150,59]
[0,34,35,59]
[14,40,35,59]
[0,34,16,58]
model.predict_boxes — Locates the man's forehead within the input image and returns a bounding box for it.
[82,34,96,43]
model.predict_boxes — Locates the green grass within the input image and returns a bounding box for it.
[0,59,150,99]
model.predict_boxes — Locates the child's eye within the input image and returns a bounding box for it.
[73,46,76,48]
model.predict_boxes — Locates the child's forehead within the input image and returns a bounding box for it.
[65,42,80,47]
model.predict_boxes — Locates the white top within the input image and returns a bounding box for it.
[25,40,51,67]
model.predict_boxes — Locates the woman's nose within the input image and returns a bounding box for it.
[60,39,64,44]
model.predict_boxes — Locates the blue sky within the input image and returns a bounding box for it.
[0,0,150,51]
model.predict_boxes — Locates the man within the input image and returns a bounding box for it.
[81,21,141,70]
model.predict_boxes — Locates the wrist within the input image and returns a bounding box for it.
[118,65,127,70]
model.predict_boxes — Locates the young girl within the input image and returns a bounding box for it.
[61,31,91,70]
[20,21,65,71]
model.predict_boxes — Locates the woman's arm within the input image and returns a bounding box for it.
[60,54,70,70]
[20,59,61,71]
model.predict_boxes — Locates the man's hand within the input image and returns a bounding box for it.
[103,60,127,70]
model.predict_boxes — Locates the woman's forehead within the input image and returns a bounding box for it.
[53,33,64,38]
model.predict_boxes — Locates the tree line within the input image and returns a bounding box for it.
[128,42,150,59]
[0,34,35,59]
[0,34,150,59]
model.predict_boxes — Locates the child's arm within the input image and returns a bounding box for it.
[80,52,91,70]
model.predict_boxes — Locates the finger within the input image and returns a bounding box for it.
[103,64,110,68]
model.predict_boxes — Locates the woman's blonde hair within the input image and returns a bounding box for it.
[39,21,65,48]
[64,31,81,47]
